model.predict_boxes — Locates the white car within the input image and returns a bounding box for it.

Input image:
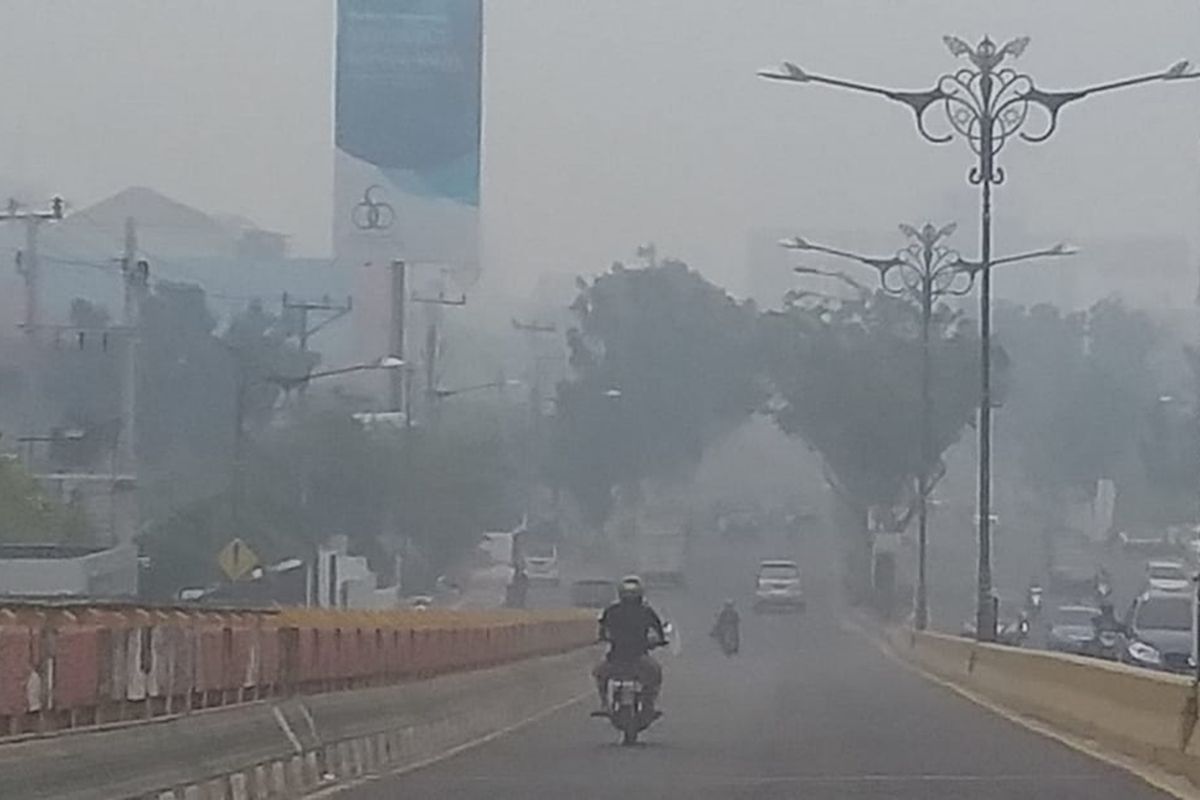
[1146,560,1191,594]
[524,542,560,586]
[754,559,805,613]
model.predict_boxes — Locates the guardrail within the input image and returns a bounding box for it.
[0,603,594,739]
[887,627,1200,786]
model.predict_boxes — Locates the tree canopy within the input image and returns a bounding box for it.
[759,288,981,521]
[995,298,1161,507]
[551,260,763,526]
[0,457,87,543]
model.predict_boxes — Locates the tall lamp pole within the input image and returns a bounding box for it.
[784,223,1073,629]
[761,36,1198,641]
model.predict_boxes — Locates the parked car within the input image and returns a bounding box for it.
[1145,559,1191,594]
[570,578,616,609]
[960,614,1030,646]
[1123,591,1195,673]
[753,559,804,613]
[1046,605,1102,656]
[1117,530,1179,557]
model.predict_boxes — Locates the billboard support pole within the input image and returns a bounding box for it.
[389,259,406,413]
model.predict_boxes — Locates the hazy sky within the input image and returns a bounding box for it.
[0,1,1197,299]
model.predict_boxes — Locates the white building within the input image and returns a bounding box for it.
[0,543,138,597]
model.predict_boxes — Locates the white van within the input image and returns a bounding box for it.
[525,541,560,585]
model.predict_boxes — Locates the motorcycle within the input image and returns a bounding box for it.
[995,614,1031,647]
[1081,627,1123,661]
[594,641,667,746]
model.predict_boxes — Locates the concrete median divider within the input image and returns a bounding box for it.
[886,626,1200,787]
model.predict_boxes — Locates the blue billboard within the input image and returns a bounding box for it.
[334,0,483,382]
[335,0,482,206]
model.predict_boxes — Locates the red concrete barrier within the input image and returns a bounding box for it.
[0,603,595,739]
[0,625,34,717]
[53,626,101,711]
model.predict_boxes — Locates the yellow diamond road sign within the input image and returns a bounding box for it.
[217,538,259,582]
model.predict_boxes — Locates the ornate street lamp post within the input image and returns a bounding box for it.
[784,223,1073,629]
[761,36,1197,641]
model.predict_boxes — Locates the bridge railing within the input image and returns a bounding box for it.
[0,602,594,739]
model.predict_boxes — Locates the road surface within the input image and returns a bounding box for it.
[338,530,1171,800]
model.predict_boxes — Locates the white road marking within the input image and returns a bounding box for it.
[298,702,320,742]
[301,690,592,799]
[272,705,304,753]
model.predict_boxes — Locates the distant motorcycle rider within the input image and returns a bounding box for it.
[1025,580,1043,617]
[711,599,740,653]
[593,576,666,715]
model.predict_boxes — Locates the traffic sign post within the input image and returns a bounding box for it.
[218,538,260,582]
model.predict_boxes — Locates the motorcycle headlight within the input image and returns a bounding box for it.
[1127,641,1162,666]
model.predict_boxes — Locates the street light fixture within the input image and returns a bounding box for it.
[761,35,1197,641]
[432,378,522,401]
[785,222,1074,629]
[267,355,405,391]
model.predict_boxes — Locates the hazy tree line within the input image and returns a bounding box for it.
[552,256,1196,594]
[1,254,1191,598]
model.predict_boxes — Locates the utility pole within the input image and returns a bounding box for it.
[512,319,558,420]
[281,292,352,407]
[2,197,64,334]
[512,319,560,525]
[120,217,149,475]
[411,273,466,425]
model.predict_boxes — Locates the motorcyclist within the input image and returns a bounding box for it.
[593,575,666,716]
[711,599,740,652]
[1026,579,1044,616]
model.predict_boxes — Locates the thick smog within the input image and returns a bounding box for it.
[0,3,1197,799]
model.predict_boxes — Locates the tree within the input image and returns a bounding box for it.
[995,298,1161,527]
[0,457,87,543]
[222,299,317,430]
[552,259,763,527]
[141,400,526,597]
[759,289,981,597]
[136,281,237,518]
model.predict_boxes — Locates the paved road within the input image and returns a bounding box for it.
[338,531,1171,800]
